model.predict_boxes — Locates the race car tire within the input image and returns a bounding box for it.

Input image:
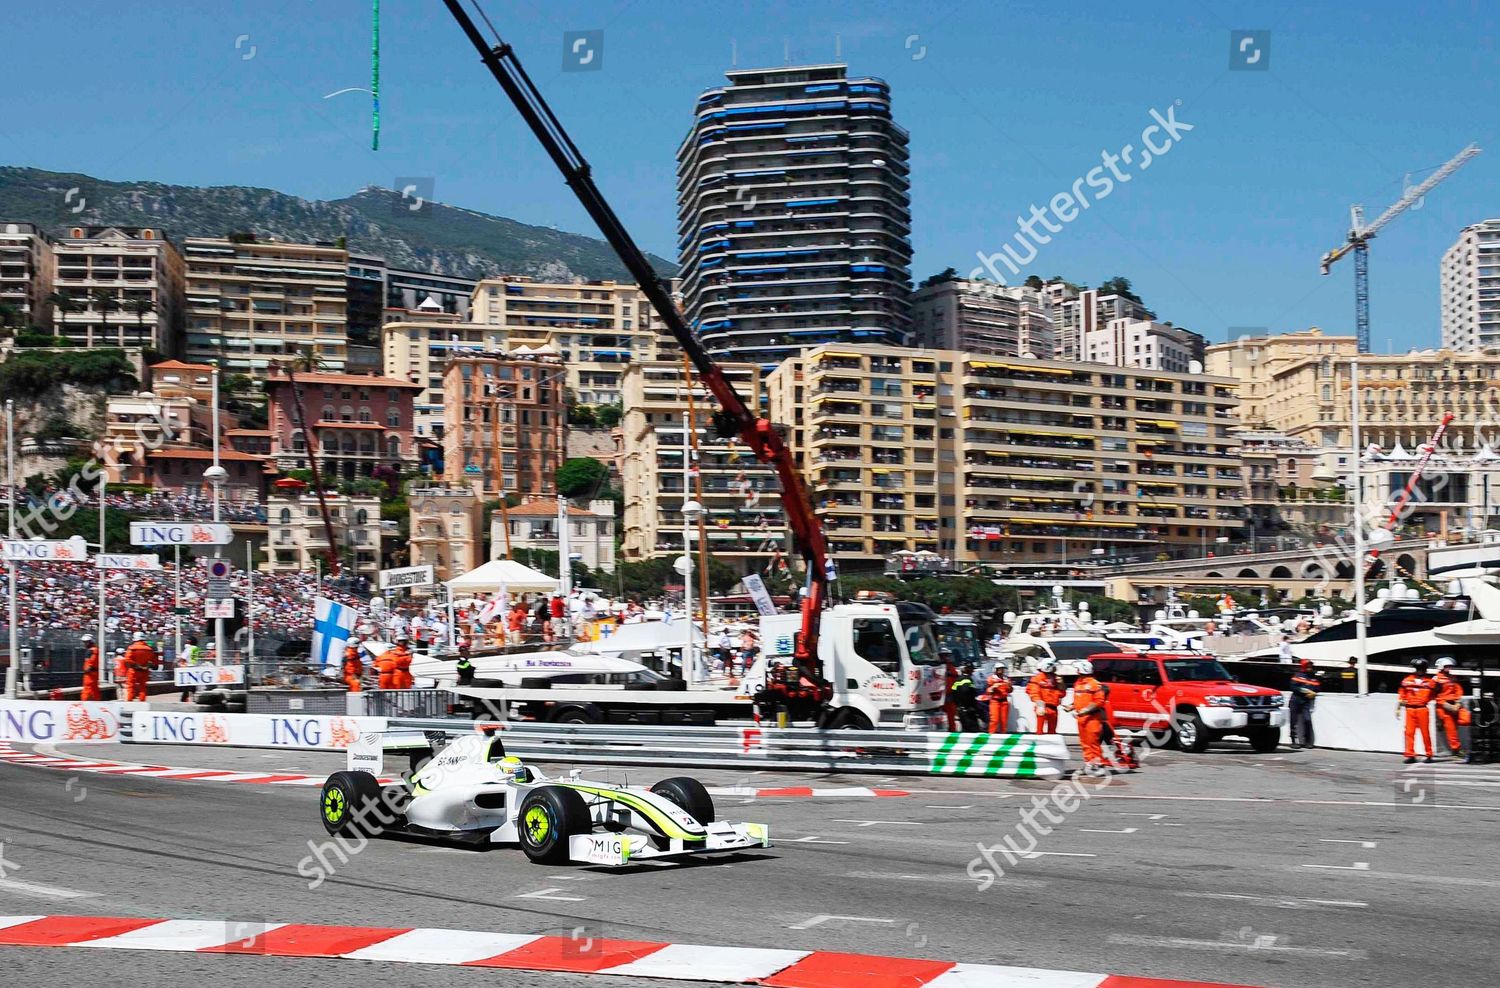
[518,786,591,864]
[320,770,386,837]
[1248,727,1280,753]
[650,776,715,826]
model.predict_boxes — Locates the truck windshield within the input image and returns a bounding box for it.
[1163,658,1235,682]
[935,621,983,664]
[902,619,944,666]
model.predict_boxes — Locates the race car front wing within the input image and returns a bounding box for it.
[568,821,771,866]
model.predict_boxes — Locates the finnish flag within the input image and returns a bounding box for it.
[312,597,359,667]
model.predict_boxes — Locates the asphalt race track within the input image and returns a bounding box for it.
[2,738,1497,988]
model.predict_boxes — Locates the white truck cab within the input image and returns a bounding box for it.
[747,601,947,730]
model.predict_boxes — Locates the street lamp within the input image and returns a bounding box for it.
[680,498,703,684]
[203,463,228,662]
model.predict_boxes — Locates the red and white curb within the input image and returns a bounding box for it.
[0,914,1262,987]
[0,744,908,798]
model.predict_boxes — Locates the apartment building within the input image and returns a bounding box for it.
[441,351,567,499]
[387,266,475,319]
[768,343,1243,568]
[53,226,183,352]
[909,276,1055,358]
[621,360,780,575]
[494,495,618,573]
[381,307,505,439]
[1440,219,1500,350]
[0,221,54,329]
[264,492,383,577]
[1208,331,1500,450]
[1083,318,1205,373]
[470,277,661,407]
[676,64,913,368]
[181,236,348,375]
[1050,285,1154,361]
[263,369,421,480]
[409,486,485,581]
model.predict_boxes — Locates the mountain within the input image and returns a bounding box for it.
[0,166,672,282]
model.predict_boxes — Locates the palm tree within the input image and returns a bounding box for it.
[126,296,156,349]
[89,288,118,347]
[45,291,80,342]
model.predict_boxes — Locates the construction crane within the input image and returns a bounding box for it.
[1320,143,1480,352]
[442,0,835,701]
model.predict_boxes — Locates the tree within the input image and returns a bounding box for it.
[286,345,328,373]
[596,403,623,428]
[0,302,19,331]
[568,402,598,428]
[45,291,80,338]
[89,288,118,345]
[126,296,156,348]
[556,457,609,499]
[1097,276,1141,303]
[918,267,959,289]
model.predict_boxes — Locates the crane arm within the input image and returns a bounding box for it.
[442,0,833,694]
[1321,143,1481,273]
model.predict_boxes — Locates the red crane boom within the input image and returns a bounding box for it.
[442,1,832,695]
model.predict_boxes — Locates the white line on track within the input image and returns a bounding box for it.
[0,877,102,900]
[1175,891,1367,910]
[845,869,1050,889]
[1107,933,1368,959]
[924,804,975,809]
[1304,862,1370,871]
[780,836,851,845]
[787,914,895,930]
[1320,839,1378,848]
[513,888,586,902]
[831,819,923,828]
[1079,828,1138,834]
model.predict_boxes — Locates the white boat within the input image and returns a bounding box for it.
[411,649,671,690]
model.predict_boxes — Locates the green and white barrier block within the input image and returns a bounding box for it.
[928,732,1069,778]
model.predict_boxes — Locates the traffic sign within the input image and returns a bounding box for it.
[130,522,233,547]
[1,537,90,562]
[199,558,232,579]
[207,578,232,598]
[205,599,235,618]
[95,553,162,571]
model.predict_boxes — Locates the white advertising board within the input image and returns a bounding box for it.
[130,711,387,750]
[130,522,233,546]
[379,565,436,590]
[0,700,122,743]
[346,730,384,777]
[173,665,245,687]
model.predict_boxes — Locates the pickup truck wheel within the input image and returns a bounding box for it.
[1172,710,1210,752]
[518,786,591,864]
[1248,728,1280,753]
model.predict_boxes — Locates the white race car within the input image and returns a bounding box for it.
[317,729,771,866]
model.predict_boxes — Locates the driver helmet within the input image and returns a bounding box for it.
[1434,657,1455,670]
[497,755,524,775]
[1075,659,1094,676]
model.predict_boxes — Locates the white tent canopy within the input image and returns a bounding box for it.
[445,559,559,594]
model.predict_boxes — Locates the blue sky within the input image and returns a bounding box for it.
[3,0,1495,351]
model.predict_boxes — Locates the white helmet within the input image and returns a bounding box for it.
[80,634,94,642]
[1075,659,1094,675]
[1434,656,1455,670]
[348,637,361,646]
[1039,659,1057,673]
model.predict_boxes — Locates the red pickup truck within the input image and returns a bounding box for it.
[1088,652,1286,753]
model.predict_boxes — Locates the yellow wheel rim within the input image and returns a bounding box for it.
[523,805,552,843]
[323,788,346,823]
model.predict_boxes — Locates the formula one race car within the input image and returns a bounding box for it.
[317,729,771,866]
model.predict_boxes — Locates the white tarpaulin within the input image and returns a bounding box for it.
[0,700,122,743]
[445,559,559,594]
[576,621,705,657]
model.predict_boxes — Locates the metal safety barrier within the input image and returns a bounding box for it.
[384,718,1069,778]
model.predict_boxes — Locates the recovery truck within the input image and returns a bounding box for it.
[443,600,946,729]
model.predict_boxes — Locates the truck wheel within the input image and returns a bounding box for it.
[550,706,599,725]
[518,786,591,864]
[650,776,714,826]
[320,770,385,837]
[1248,728,1280,753]
[1172,710,1210,753]
[828,709,873,731]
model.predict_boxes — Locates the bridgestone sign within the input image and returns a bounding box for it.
[378,565,435,590]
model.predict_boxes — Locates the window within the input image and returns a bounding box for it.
[386,408,401,428]
[278,508,291,524]
[852,618,901,674]
[355,508,369,525]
